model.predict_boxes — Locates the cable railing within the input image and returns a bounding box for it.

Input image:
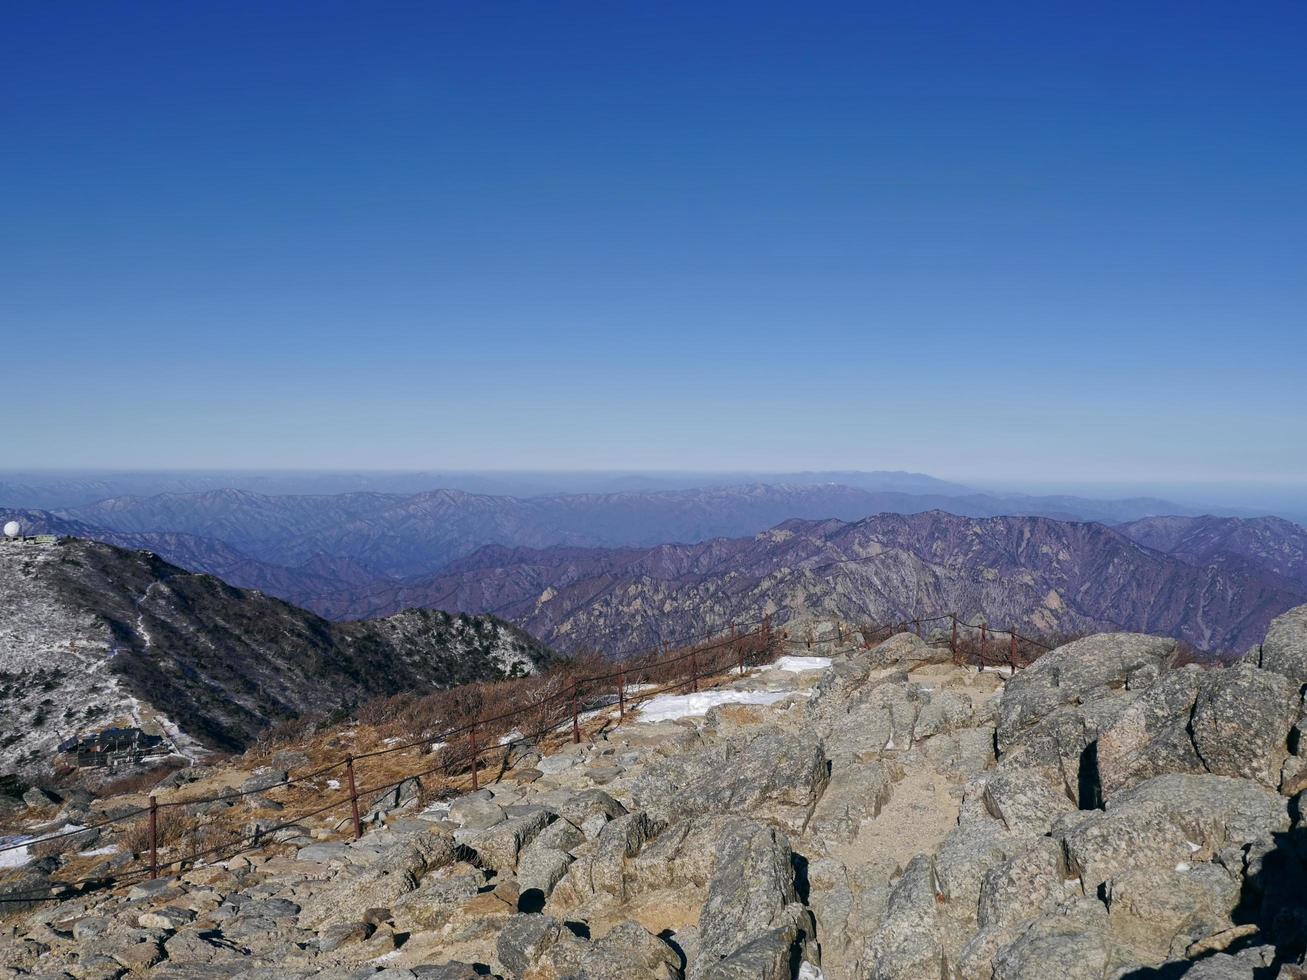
[0,609,1051,904]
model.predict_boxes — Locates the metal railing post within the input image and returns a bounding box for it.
[690,649,698,693]
[346,755,362,839]
[979,624,987,670]
[1009,631,1018,670]
[950,614,959,660]
[468,726,479,791]
[148,795,158,879]
[618,671,626,720]
[571,680,581,744]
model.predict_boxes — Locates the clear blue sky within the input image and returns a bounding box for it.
[3,1,1304,482]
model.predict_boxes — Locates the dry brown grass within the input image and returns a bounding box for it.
[92,760,188,798]
[118,806,219,861]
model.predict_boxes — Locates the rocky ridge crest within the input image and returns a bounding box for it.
[3,607,1307,978]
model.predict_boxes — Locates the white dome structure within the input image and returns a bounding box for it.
[3,521,20,539]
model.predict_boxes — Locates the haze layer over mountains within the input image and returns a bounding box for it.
[4,469,1306,657]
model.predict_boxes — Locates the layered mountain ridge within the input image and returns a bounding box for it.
[320,512,1307,656]
[0,537,554,779]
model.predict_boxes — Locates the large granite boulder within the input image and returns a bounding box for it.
[688,818,815,980]
[997,633,1178,752]
[1251,603,1307,687]
[631,726,829,834]
[1098,662,1300,794]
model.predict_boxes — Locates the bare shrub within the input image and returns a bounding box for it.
[119,806,218,862]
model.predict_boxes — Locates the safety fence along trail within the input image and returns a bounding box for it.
[0,610,1053,905]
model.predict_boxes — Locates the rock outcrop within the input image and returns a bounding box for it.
[3,606,1307,978]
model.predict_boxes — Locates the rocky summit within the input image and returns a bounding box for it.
[3,608,1307,979]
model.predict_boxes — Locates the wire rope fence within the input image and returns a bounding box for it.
[0,609,1052,906]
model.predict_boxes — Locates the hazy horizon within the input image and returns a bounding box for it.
[2,466,1303,522]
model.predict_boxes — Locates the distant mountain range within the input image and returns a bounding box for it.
[0,537,554,778]
[5,485,1306,660]
[0,468,977,509]
[35,482,1248,580]
[311,512,1307,657]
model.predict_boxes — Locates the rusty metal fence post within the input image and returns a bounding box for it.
[1009,631,1018,670]
[571,680,581,744]
[979,624,987,670]
[345,755,362,839]
[618,670,626,720]
[148,795,158,879]
[950,614,959,661]
[468,725,479,792]
[690,648,698,693]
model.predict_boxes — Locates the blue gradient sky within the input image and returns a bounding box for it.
[3,2,1305,482]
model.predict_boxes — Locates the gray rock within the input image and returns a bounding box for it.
[447,792,505,831]
[690,818,812,980]
[409,964,489,979]
[516,845,574,901]
[807,760,893,842]
[912,690,973,740]
[23,786,60,807]
[1109,773,1289,847]
[239,768,288,794]
[1190,662,1299,786]
[631,726,829,834]
[991,897,1139,979]
[270,749,311,770]
[365,776,424,821]
[863,854,945,979]
[1103,863,1241,964]
[296,842,353,864]
[997,632,1178,751]
[575,921,682,979]
[554,788,627,829]
[468,807,552,873]
[0,868,54,913]
[317,919,374,951]
[1063,774,1287,890]
[978,837,1068,930]
[495,913,570,976]
[982,766,1077,836]
[137,906,196,930]
[1097,666,1208,796]
[1253,602,1307,686]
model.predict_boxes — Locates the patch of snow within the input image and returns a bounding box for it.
[1187,840,1202,853]
[0,824,88,869]
[637,690,794,723]
[370,948,403,963]
[326,779,341,791]
[770,656,832,673]
[798,964,826,980]
[498,730,522,746]
[0,838,32,869]
[428,741,447,753]
[1175,862,1191,872]
[77,845,119,857]
[382,737,402,745]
